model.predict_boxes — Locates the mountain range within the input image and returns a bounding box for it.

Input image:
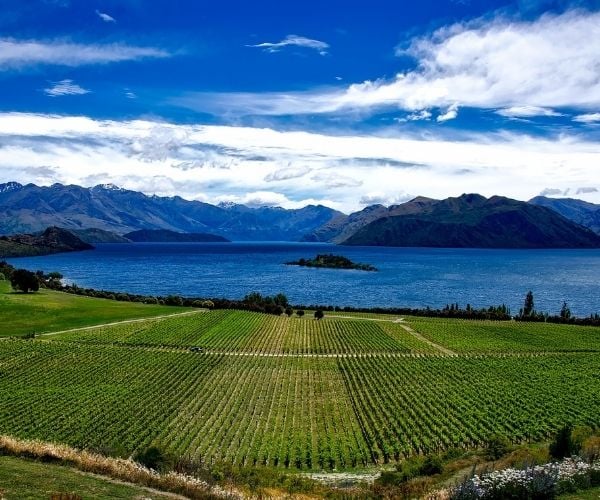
[338,194,600,248]
[1,182,599,248]
[0,182,341,241]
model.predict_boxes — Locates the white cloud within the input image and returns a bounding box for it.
[44,79,90,97]
[437,103,459,122]
[311,172,363,188]
[247,35,329,55]
[264,165,312,182]
[359,192,413,206]
[573,113,600,123]
[497,106,563,118]
[96,10,116,23]
[0,38,169,69]
[177,10,600,117]
[398,109,432,122]
[576,187,598,194]
[0,113,599,212]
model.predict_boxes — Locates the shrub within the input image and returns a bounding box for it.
[296,310,305,317]
[485,434,511,460]
[314,309,324,320]
[133,446,171,471]
[201,300,214,309]
[165,295,184,306]
[9,269,39,293]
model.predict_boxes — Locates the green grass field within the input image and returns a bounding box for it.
[0,455,172,499]
[1,289,599,472]
[0,280,187,337]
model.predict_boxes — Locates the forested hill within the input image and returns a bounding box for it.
[0,227,93,258]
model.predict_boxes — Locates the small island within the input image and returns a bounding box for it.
[286,253,378,271]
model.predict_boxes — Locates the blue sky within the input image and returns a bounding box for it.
[0,0,599,211]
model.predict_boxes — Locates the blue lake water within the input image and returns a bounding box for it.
[7,242,600,316]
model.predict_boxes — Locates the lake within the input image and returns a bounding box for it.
[7,242,600,316]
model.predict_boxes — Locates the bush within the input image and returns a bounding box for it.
[133,446,171,471]
[201,300,214,309]
[485,434,511,460]
[314,309,324,320]
[165,295,184,306]
[296,309,305,317]
[9,269,39,293]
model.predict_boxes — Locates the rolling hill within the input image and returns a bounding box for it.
[0,226,94,258]
[341,194,600,248]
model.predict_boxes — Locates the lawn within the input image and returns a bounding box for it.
[0,280,188,337]
[0,455,173,499]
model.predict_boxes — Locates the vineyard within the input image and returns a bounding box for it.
[0,306,599,471]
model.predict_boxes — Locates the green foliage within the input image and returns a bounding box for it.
[296,309,305,317]
[0,272,5,281]
[314,309,324,320]
[133,446,171,471]
[561,301,572,319]
[286,254,377,271]
[485,434,511,460]
[10,269,39,293]
[522,290,535,317]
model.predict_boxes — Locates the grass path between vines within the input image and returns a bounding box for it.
[330,314,458,356]
[37,309,208,337]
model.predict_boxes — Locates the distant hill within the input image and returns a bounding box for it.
[124,229,230,242]
[0,227,94,258]
[529,196,600,234]
[70,228,131,244]
[0,182,342,241]
[302,197,437,243]
[341,194,600,248]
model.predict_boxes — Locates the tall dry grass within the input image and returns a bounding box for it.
[0,435,242,499]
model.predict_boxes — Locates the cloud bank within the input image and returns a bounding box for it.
[0,113,598,212]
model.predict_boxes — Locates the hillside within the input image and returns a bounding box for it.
[342,194,600,248]
[0,226,94,258]
[0,284,598,473]
[530,196,600,234]
[70,227,131,243]
[0,182,342,241]
[124,229,230,242]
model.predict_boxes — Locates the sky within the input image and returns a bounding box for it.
[0,0,599,213]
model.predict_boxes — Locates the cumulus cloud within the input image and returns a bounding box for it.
[573,113,600,123]
[0,38,169,69]
[96,10,116,23]
[44,79,90,97]
[437,103,459,122]
[398,110,432,122]
[247,35,329,55]
[0,113,599,212]
[176,10,600,117]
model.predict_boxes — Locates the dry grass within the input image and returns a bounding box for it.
[0,435,241,499]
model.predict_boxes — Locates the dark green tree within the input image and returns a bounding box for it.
[560,301,571,319]
[314,309,324,320]
[549,424,575,459]
[9,269,39,293]
[285,306,293,317]
[522,291,534,317]
[296,310,305,317]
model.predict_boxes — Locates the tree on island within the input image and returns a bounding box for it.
[314,309,324,320]
[10,269,39,293]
